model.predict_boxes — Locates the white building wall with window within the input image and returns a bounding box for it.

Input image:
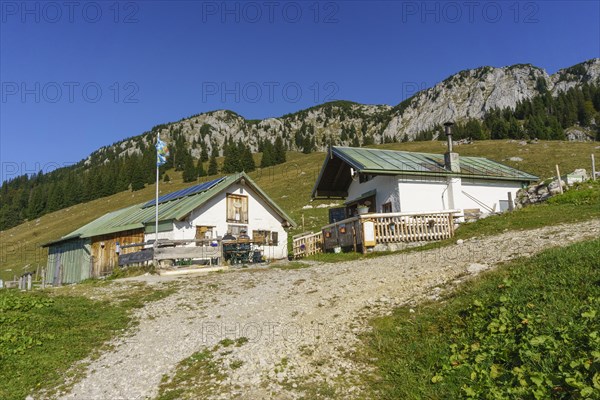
[344,174,524,215]
[346,175,400,212]
[162,182,289,259]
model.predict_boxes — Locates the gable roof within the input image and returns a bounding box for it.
[312,146,539,199]
[43,172,295,247]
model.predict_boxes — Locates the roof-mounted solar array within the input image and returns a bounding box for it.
[143,177,226,208]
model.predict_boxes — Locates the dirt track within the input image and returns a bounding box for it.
[55,219,600,400]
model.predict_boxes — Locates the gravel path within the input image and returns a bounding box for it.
[56,219,600,400]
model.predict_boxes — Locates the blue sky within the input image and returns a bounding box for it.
[1,0,599,181]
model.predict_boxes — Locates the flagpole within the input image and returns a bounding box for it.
[155,131,160,249]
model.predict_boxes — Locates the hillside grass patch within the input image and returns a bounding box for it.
[358,239,600,399]
[0,282,178,400]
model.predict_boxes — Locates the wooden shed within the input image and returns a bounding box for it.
[42,206,144,284]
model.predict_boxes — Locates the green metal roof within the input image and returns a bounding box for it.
[312,146,539,199]
[334,146,538,180]
[44,172,295,246]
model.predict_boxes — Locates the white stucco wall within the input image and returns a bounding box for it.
[460,179,523,213]
[346,175,400,212]
[346,174,525,214]
[145,182,289,259]
[397,175,450,212]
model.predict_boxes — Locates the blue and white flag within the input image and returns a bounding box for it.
[156,138,169,166]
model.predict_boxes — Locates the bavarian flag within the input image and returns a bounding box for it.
[156,137,169,166]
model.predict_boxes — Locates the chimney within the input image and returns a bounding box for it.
[444,122,460,172]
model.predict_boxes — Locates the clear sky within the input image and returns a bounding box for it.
[1,0,599,181]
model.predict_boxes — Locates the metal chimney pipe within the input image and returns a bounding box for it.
[444,122,454,152]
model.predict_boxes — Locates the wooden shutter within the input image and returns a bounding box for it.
[271,232,278,246]
[226,194,248,223]
[253,230,266,244]
[241,196,248,223]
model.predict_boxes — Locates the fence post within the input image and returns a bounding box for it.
[555,165,564,194]
[507,192,514,211]
[592,154,596,181]
[27,274,32,291]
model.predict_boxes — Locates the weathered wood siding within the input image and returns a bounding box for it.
[322,218,363,251]
[90,229,144,277]
[46,239,92,285]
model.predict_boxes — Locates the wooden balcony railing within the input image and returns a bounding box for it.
[293,210,459,258]
[360,210,458,243]
[292,231,323,258]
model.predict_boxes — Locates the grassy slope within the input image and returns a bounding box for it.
[1,140,599,281]
[359,239,600,399]
[0,282,178,400]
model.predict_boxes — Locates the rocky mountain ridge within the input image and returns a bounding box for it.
[88,58,600,164]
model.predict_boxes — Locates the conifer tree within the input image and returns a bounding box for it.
[273,136,286,164]
[200,142,209,162]
[207,154,218,175]
[302,135,314,153]
[340,126,348,142]
[261,141,274,167]
[197,160,207,177]
[130,161,146,191]
[241,144,256,172]
[182,154,197,182]
[222,142,240,173]
[27,186,46,218]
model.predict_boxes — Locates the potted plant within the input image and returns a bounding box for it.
[357,202,370,215]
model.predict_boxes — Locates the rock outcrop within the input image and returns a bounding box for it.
[86,59,600,164]
[515,169,591,207]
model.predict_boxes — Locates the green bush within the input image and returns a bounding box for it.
[432,289,599,399]
[0,292,55,357]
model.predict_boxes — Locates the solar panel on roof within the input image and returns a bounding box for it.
[143,177,226,208]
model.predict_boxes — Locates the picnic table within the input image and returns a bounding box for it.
[222,241,263,265]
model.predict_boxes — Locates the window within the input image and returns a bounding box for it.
[226,194,248,223]
[228,224,247,237]
[195,226,214,245]
[382,202,393,213]
[252,230,278,246]
[252,230,267,244]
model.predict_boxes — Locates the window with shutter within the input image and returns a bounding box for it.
[252,230,266,244]
[226,194,248,223]
[195,226,214,245]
